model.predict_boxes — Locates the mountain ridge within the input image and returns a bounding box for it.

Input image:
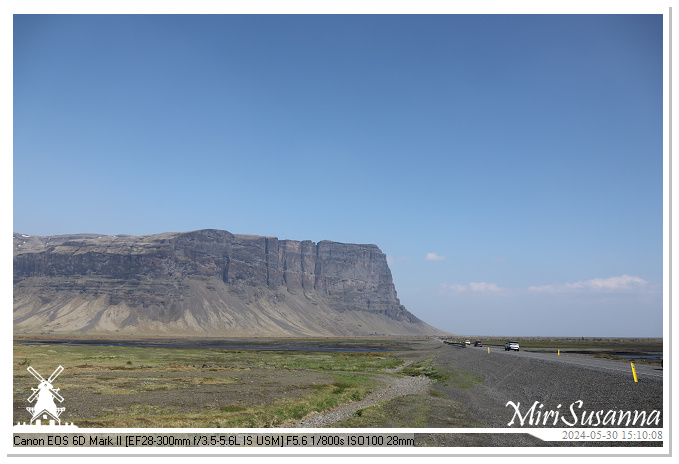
[13,229,447,337]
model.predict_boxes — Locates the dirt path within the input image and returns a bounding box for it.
[285,350,442,428]
[286,373,434,427]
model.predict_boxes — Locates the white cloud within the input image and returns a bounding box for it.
[441,275,649,296]
[425,252,446,261]
[469,282,502,292]
[440,283,467,293]
[528,274,648,293]
[440,282,503,293]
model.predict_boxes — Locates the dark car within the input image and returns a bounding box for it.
[474,340,483,347]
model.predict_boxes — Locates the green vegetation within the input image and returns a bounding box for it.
[221,373,376,428]
[442,368,483,389]
[15,343,404,371]
[76,371,379,428]
[592,352,663,366]
[400,360,482,388]
[333,392,482,428]
[219,405,247,413]
[13,341,396,428]
[401,360,450,382]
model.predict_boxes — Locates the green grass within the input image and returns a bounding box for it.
[14,342,391,428]
[401,361,450,382]
[443,369,483,389]
[332,392,482,428]
[180,372,378,428]
[14,342,404,372]
[592,352,663,366]
[400,360,482,389]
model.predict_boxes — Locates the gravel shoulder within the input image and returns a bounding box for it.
[419,344,664,447]
[431,344,663,429]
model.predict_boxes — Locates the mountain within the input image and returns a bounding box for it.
[13,229,447,337]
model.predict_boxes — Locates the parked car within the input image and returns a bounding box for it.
[505,341,520,351]
[474,340,483,347]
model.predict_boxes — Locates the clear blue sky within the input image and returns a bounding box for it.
[12,14,664,337]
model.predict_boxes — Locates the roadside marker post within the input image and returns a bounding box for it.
[631,362,638,382]
[487,347,490,354]
[558,349,560,356]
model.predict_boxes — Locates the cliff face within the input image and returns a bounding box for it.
[13,230,445,337]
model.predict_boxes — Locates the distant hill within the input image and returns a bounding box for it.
[13,229,447,337]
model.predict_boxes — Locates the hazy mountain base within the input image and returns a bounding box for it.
[14,276,444,337]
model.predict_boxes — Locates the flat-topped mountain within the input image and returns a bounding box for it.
[13,229,446,337]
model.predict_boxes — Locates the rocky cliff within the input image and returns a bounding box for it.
[13,229,446,337]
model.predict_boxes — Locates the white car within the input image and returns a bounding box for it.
[505,341,520,351]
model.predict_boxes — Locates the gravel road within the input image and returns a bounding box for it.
[287,342,663,448]
[422,344,664,447]
[433,344,663,428]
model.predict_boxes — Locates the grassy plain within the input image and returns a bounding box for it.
[13,339,423,428]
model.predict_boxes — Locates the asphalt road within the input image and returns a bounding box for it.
[485,345,663,380]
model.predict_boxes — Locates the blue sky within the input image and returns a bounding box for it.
[12,13,665,337]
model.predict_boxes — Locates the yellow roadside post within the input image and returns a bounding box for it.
[631,362,638,382]
[487,347,490,354]
[558,349,560,356]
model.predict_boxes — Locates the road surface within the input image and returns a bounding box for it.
[427,343,663,446]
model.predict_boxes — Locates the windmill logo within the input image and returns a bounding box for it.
[15,365,77,428]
